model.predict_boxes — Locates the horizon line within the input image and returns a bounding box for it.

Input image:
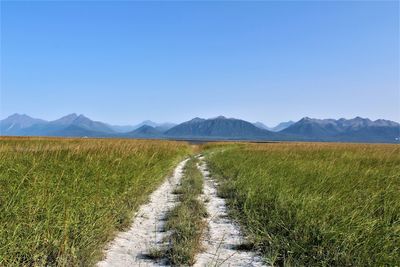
[1,112,399,126]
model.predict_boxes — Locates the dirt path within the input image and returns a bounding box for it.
[195,156,266,267]
[97,158,189,267]
[97,156,265,266]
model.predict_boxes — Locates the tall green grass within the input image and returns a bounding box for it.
[165,157,206,265]
[205,143,400,266]
[0,137,190,266]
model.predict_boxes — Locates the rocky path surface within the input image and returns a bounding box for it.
[97,159,188,267]
[194,156,266,267]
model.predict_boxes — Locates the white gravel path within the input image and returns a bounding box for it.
[97,158,189,267]
[194,156,266,267]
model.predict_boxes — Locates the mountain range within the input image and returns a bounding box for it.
[1,113,399,143]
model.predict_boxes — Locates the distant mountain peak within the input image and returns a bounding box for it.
[0,113,47,134]
[272,121,295,132]
[133,120,163,129]
[354,116,364,120]
[134,125,157,132]
[215,115,227,119]
[189,117,205,123]
[5,113,44,121]
[253,121,270,130]
[64,113,78,118]
[129,124,162,136]
[2,113,45,124]
[75,114,90,121]
[52,113,79,125]
[9,113,27,118]
[141,120,156,124]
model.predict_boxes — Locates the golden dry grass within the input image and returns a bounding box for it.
[0,137,191,266]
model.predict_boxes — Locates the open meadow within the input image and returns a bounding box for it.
[0,137,190,266]
[1,137,399,266]
[204,142,400,266]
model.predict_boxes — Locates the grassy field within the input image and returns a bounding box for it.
[0,137,190,266]
[2,138,398,266]
[204,142,400,266]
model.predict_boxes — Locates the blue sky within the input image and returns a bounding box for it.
[1,1,399,126]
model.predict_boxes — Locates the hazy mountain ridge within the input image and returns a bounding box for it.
[109,120,176,133]
[127,125,163,137]
[253,122,271,130]
[281,117,399,142]
[0,113,115,137]
[0,114,176,137]
[273,121,295,132]
[1,113,398,143]
[253,121,295,131]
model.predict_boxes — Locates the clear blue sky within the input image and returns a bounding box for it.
[1,1,399,126]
